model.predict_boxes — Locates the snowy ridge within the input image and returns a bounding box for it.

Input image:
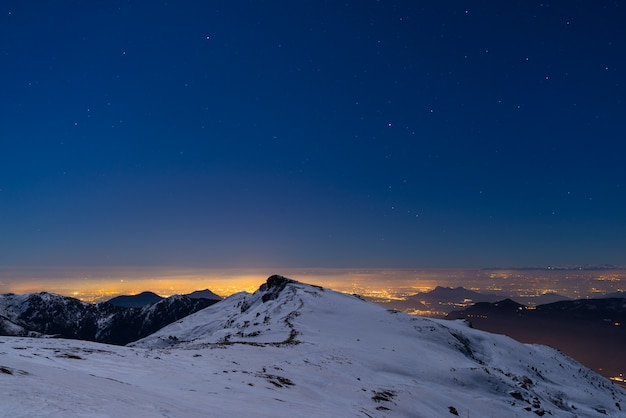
[1,275,625,417]
[131,276,307,348]
[135,275,625,416]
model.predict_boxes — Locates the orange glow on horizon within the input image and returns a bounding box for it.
[3,275,266,303]
[0,267,445,303]
[1,267,624,303]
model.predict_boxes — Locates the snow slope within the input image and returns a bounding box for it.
[1,276,624,417]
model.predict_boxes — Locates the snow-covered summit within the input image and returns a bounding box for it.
[2,275,624,417]
[129,275,625,417]
[131,274,310,348]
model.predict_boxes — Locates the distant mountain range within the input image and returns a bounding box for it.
[370,286,577,316]
[446,297,626,383]
[410,285,503,304]
[366,286,503,315]
[0,290,221,345]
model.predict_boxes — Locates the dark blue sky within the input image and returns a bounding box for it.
[1,1,625,269]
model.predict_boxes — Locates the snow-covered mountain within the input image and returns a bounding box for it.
[1,275,624,417]
[0,292,218,345]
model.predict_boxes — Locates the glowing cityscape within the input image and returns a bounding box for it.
[1,267,623,304]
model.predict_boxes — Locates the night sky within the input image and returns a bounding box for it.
[2,1,625,270]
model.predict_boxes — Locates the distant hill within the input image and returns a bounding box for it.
[410,286,503,304]
[446,297,626,381]
[107,291,164,308]
[511,292,571,306]
[186,289,223,300]
[405,286,503,316]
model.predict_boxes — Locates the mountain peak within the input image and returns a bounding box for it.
[129,278,625,416]
[107,291,164,308]
[186,289,222,300]
[259,275,298,303]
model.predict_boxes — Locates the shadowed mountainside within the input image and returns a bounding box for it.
[446,298,626,382]
[0,292,220,345]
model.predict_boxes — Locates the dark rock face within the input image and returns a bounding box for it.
[260,275,296,303]
[16,293,109,340]
[0,292,220,345]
